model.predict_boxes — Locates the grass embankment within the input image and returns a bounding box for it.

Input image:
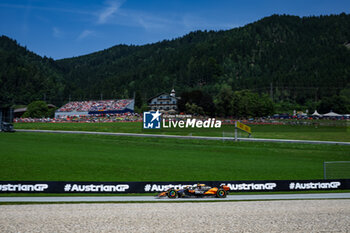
[1,132,349,182]
[15,122,350,142]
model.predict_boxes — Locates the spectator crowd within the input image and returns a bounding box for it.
[57,99,133,112]
[14,113,142,123]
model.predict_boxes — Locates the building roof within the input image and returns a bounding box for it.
[311,110,321,116]
[147,92,169,102]
[323,111,342,117]
[14,107,27,113]
[14,104,56,113]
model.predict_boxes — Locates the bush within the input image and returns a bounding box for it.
[215,88,274,117]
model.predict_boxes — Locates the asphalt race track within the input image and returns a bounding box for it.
[1,193,349,203]
[15,129,350,145]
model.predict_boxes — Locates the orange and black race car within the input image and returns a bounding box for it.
[157,184,230,198]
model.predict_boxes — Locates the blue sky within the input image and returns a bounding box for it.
[1,0,349,59]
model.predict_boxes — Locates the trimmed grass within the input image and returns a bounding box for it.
[0,132,349,182]
[14,122,350,142]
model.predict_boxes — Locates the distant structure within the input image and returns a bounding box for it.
[55,99,134,118]
[0,107,15,132]
[148,89,178,112]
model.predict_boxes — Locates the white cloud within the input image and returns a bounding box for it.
[77,30,95,40]
[52,27,63,38]
[0,3,93,16]
[136,14,169,30]
[97,0,124,24]
[105,9,179,31]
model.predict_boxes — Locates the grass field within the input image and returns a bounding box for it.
[1,132,349,182]
[15,121,350,142]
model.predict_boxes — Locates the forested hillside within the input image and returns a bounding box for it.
[0,36,65,107]
[1,13,350,114]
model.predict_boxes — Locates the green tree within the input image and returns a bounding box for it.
[185,102,204,115]
[47,107,57,118]
[214,84,234,117]
[178,89,215,116]
[232,90,257,117]
[340,86,350,101]
[134,91,143,109]
[22,101,49,118]
[256,94,274,116]
[232,90,274,117]
[216,89,274,117]
[318,95,350,114]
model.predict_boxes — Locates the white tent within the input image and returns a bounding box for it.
[323,111,343,117]
[311,110,322,117]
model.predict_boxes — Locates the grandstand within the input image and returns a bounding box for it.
[55,99,134,118]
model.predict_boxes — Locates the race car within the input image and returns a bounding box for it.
[157,184,230,198]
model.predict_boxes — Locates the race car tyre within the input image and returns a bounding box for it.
[167,189,178,198]
[216,188,227,198]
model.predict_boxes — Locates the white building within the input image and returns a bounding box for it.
[148,89,178,112]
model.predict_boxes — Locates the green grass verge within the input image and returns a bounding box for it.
[1,132,349,182]
[14,122,350,142]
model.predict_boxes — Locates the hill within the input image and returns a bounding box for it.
[0,36,65,107]
[1,13,350,113]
